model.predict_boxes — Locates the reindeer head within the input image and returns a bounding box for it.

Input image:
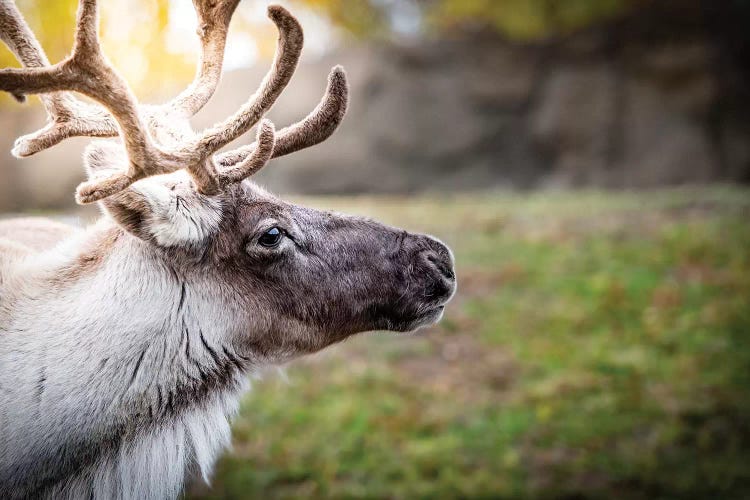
[0,0,456,360]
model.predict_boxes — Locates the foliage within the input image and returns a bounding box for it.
[294,0,638,39]
[300,0,386,38]
[188,187,750,499]
[428,0,635,39]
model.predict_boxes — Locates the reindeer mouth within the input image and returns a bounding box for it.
[391,303,447,333]
[396,266,455,333]
[420,303,446,322]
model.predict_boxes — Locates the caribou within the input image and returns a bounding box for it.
[0,1,456,497]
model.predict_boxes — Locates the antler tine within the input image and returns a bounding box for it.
[184,5,303,162]
[217,119,276,185]
[163,0,241,117]
[0,0,118,157]
[216,66,348,167]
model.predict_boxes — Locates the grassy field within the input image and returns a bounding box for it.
[189,187,750,499]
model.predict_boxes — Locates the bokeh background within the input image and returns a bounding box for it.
[2,0,750,498]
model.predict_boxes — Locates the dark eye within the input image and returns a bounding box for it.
[258,227,283,248]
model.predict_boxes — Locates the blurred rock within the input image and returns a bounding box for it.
[530,66,615,187]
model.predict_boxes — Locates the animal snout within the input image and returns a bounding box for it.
[415,235,456,303]
[426,251,455,281]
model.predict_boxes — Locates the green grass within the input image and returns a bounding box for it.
[189,186,750,499]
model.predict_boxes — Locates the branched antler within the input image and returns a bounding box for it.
[185,5,303,158]
[0,0,349,204]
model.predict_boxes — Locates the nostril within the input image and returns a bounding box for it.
[427,253,455,281]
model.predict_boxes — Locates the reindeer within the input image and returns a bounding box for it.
[0,0,456,498]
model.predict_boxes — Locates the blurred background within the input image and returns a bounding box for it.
[3,0,750,498]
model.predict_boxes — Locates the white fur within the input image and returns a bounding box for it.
[133,176,223,247]
[0,223,250,498]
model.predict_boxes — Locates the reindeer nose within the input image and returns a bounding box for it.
[427,252,455,280]
[421,236,456,282]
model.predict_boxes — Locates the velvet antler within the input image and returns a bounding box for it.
[0,0,349,204]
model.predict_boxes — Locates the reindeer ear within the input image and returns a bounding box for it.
[83,142,223,246]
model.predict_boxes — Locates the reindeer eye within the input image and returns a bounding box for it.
[258,227,283,248]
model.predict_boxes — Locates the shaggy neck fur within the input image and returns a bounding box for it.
[0,222,255,499]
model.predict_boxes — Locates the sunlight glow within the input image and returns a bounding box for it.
[164,0,336,72]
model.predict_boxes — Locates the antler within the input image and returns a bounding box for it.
[216,66,349,166]
[0,0,349,204]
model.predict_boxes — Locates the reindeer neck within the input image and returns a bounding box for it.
[0,218,252,496]
[9,218,251,403]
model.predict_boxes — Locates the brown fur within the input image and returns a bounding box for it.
[57,224,121,285]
